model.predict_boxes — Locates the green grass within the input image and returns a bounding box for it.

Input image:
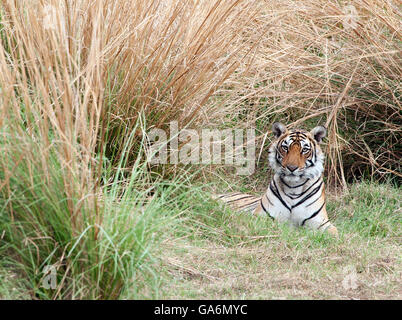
[0,268,30,300]
[153,180,401,299]
[0,122,187,299]
[1,176,400,299]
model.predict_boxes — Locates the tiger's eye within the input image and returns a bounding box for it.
[282,145,288,151]
[302,147,309,153]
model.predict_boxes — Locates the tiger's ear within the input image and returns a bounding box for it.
[310,126,326,144]
[272,122,287,138]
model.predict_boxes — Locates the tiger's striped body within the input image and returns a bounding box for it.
[219,123,338,236]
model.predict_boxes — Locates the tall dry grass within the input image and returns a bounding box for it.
[0,0,259,228]
[215,0,401,188]
[0,0,259,298]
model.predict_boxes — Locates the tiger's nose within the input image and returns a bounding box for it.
[287,165,298,172]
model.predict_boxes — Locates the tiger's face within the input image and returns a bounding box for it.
[268,122,326,179]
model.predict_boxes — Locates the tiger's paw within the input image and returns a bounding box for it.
[326,225,339,238]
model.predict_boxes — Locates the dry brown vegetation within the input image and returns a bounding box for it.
[1,0,400,194]
[218,0,401,188]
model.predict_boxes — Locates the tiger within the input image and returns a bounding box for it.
[217,122,338,237]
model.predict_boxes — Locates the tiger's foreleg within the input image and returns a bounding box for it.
[311,209,339,237]
[323,223,338,237]
[253,202,266,217]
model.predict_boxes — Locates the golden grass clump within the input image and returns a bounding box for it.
[0,0,259,223]
[0,0,263,299]
[1,0,399,196]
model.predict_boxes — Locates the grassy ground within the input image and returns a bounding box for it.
[0,177,400,300]
[151,181,401,300]
[0,269,30,300]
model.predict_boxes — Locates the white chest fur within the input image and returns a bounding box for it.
[262,174,325,227]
